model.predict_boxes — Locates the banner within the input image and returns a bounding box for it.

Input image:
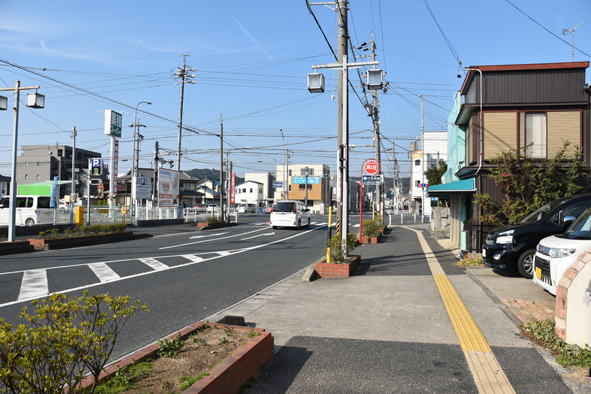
[157,168,179,206]
[230,172,236,204]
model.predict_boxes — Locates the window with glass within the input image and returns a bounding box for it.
[415,159,421,166]
[525,113,547,158]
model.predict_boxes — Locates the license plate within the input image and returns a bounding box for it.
[482,248,486,258]
[535,267,542,280]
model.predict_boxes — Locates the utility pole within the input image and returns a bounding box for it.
[174,54,195,174]
[219,114,224,221]
[336,0,348,240]
[420,94,425,217]
[304,166,310,208]
[370,39,383,218]
[227,159,233,219]
[70,127,77,224]
[153,141,159,207]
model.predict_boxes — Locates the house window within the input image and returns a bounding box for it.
[249,188,253,193]
[525,113,547,158]
[301,168,314,176]
[288,169,292,176]
[415,159,420,166]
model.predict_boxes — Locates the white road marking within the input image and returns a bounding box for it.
[241,232,275,240]
[88,263,120,282]
[352,224,360,228]
[181,255,205,263]
[139,257,169,271]
[1,223,329,308]
[189,232,228,240]
[18,269,48,300]
[159,227,269,250]
[311,221,318,225]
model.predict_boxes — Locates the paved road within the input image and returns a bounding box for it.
[0,214,334,360]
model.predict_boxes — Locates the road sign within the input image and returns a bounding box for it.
[292,176,321,184]
[90,158,102,176]
[272,181,283,188]
[104,109,123,138]
[362,159,379,176]
[362,175,381,185]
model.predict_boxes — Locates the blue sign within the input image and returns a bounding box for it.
[50,176,59,208]
[292,176,321,185]
[362,175,381,185]
[272,181,283,188]
[90,158,102,176]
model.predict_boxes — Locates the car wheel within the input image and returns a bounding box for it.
[25,218,35,226]
[517,249,535,279]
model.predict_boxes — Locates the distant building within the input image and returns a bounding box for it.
[409,132,448,216]
[276,164,331,213]
[244,172,273,204]
[16,145,103,199]
[235,180,264,207]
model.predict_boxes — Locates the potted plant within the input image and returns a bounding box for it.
[314,233,361,278]
[360,219,383,244]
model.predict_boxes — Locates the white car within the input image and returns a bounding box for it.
[0,195,53,226]
[533,207,591,295]
[269,200,311,229]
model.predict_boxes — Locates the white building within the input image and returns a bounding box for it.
[410,131,448,216]
[244,172,272,204]
[235,180,264,207]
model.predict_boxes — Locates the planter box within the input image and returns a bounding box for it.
[79,322,273,394]
[0,240,35,255]
[28,231,137,250]
[360,233,382,244]
[314,255,361,278]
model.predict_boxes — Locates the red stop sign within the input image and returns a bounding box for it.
[363,159,379,175]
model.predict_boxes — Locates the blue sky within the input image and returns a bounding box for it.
[0,0,589,179]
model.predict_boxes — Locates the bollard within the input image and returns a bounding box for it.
[388,214,392,226]
[414,212,417,222]
[421,214,424,223]
[401,213,403,224]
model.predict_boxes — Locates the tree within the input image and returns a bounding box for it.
[425,160,447,186]
[475,143,588,225]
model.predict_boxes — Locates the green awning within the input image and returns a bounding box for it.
[427,178,475,195]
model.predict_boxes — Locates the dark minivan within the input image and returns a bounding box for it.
[482,194,591,278]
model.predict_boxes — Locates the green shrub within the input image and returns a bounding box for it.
[362,219,381,237]
[0,292,147,393]
[327,233,358,263]
[158,337,184,358]
[521,320,591,367]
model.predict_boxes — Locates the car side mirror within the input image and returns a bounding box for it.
[563,216,576,226]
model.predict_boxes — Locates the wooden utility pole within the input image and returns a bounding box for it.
[219,114,224,221]
[336,0,348,237]
[370,40,384,218]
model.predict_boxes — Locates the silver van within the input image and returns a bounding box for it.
[269,200,311,229]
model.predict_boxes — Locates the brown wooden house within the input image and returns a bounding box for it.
[455,61,591,251]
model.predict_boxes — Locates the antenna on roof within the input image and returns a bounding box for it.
[563,22,586,61]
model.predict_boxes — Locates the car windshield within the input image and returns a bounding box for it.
[518,201,560,224]
[273,202,295,212]
[561,207,591,240]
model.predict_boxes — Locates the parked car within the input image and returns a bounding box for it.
[533,206,591,295]
[482,194,591,278]
[0,195,53,226]
[269,200,311,229]
[237,203,256,213]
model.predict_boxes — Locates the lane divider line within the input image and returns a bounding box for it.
[88,263,120,283]
[159,227,269,250]
[181,255,205,263]
[403,226,515,394]
[18,269,48,301]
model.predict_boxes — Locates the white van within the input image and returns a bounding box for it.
[533,206,591,295]
[270,200,311,229]
[0,195,54,226]
[237,203,256,213]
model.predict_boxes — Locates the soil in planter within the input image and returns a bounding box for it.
[96,325,254,393]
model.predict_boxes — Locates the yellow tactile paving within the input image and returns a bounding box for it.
[404,227,515,394]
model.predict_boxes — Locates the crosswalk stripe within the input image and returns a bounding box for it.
[88,263,120,283]
[181,254,205,263]
[139,257,169,271]
[18,269,48,300]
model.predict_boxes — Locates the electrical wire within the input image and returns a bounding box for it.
[421,0,463,67]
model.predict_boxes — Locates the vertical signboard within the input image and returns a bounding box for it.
[157,168,179,206]
[105,110,122,206]
[230,172,236,204]
[110,138,119,194]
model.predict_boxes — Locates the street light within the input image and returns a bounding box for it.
[0,81,44,242]
[278,128,289,199]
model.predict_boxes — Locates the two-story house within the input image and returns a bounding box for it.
[445,61,590,252]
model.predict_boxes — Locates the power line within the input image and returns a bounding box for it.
[503,0,590,58]
[421,0,463,67]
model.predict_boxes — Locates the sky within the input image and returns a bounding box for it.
[0,0,589,180]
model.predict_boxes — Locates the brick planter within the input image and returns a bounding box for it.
[314,255,361,278]
[0,240,35,255]
[196,221,236,230]
[28,231,138,250]
[360,233,382,244]
[78,322,273,394]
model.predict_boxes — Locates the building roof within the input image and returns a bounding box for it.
[236,180,263,187]
[460,61,589,94]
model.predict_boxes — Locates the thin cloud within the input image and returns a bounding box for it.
[0,40,110,64]
[129,39,183,53]
[233,18,273,60]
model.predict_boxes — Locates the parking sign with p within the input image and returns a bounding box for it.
[90,158,102,176]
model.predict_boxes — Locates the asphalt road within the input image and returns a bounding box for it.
[0,214,335,360]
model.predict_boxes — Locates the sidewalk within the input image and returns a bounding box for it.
[209,225,577,393]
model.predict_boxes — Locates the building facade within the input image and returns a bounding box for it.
[235,180,264,207]
[275,164,331,213]
[244,172,272,204]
